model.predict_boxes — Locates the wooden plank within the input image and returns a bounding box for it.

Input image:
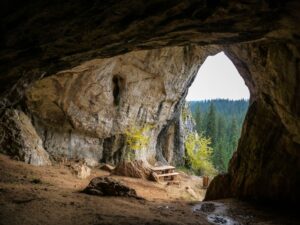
[156,172,179,177]
[151,165,175,171]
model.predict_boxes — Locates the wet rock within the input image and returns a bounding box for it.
[207,215,229,225]
[0,109,51,166]
[82,176,141,198]
[200,203,216,213]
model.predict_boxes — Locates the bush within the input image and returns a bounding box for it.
[184,132,217,176]
[124,124,153,160]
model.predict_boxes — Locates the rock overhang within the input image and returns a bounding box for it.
[0,0,299,203]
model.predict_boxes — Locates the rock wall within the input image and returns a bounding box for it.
[155,101,196,167]
[24,46,219,166]
[206,41,300,203]
[0,109,51,166]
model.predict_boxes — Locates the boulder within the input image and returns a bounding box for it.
[0,109,51,166]
[82,176,141,199]
[112,160,152,179]
[70,163,91,179]
[204,174,232,201]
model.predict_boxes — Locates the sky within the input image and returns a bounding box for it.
[186,52,250,101]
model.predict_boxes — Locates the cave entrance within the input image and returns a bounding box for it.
[183,51,250,176]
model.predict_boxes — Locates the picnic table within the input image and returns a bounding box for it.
[150,165,179,181]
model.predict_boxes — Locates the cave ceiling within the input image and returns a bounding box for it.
[0,0,298,99]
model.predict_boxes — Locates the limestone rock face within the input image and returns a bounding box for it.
[206,41,300,203]
[0,109,51,166]
[156,102,195,166]
[25,46,219,165]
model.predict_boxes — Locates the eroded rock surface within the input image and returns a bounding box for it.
[206,41,300,203]
[1,0,292,104]
[24,46,219,165]
[0,109,51,166]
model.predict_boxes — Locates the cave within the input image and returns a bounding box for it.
[0,1,299,224]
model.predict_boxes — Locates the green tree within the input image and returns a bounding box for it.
[206,103,217,145]
[206,103,219,167]
[217,116,226,142]
[187,99,248,174]
[184,132,216,176]
[214,116,227,172]
[194,105,202,134]
[228,117,239,156]
[215,141,227,172]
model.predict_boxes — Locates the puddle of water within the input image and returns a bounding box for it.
[207,214,239,225]
[192,202,240,225]
[192,202,223,213]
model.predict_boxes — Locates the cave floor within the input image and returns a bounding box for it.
[0,154,298,225]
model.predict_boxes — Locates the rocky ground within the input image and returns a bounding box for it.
[0,154,298,225]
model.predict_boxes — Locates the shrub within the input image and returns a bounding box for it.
[124,124,153,160]
[184,132,217,176]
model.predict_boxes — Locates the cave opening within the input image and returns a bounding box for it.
[183,51,250,176]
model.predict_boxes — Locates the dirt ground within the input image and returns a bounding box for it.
[0,154,298,225]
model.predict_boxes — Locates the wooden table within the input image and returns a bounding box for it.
[151,165,179,181]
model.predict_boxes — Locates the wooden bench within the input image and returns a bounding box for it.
[151,165,175,173]
[156,172,179,181]
[150,165,179,182]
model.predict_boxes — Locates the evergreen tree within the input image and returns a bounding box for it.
[206,103,217,145]
[194,105,202,134]
[187,99,248,174]
[228,117,239,156]
[217,116,226,142]
[206,103,220,168]
[215,116,227,172]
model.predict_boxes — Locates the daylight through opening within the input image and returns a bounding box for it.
[183,51,250,177]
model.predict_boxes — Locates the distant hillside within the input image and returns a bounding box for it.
[188,99,249,124]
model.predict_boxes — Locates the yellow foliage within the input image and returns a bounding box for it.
[125,125,152,151]
[185,132,217,176]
